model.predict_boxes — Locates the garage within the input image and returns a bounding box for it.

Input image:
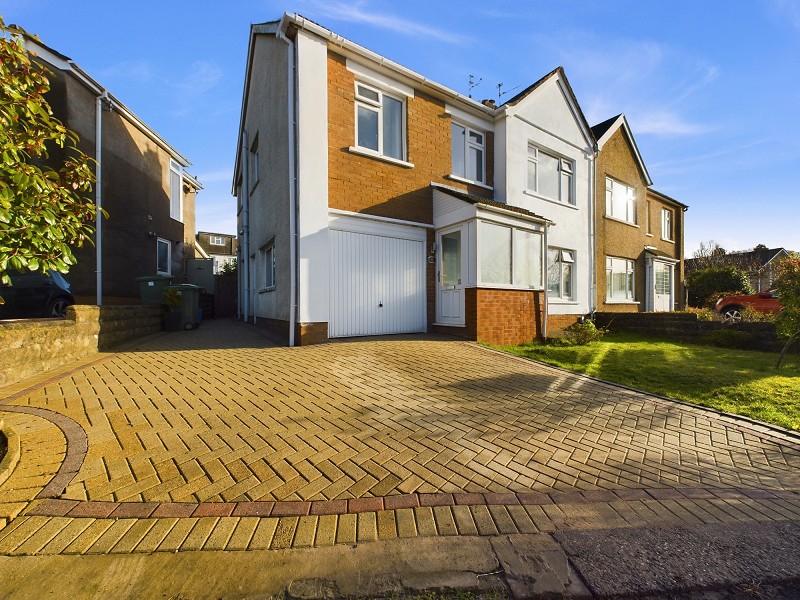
[329,214,427,338]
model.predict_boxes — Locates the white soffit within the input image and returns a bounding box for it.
[445,104,493,131]
[346,59,415,98]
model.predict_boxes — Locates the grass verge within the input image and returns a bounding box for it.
[499,332,800,431]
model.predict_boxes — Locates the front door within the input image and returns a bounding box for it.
[653,260,673,311]
[437,228,464,325]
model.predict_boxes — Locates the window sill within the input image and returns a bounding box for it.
[661,238,675,244]
[547,299,578,305]
[446,173,493,191]
[348,146,414,168]
[476,283,546,292]
[645,233,654,237]
[605,300,639,305]
[604,215,639,228]
[523,190,578,210]
[258,286,276,294]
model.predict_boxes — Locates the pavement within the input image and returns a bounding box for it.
[1,318,799,598]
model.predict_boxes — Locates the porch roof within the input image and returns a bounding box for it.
[430,183,551,225]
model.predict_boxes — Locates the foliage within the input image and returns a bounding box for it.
[686,265,753,307]
[162,286,180,309]
[677,307,715,321]
[219,258,237,276]
[500,332,800,431]
[740,306,777,323]
[689,240,762,273]
[560,319,606,345]
[774,255,800,368]
[0,19,98,293]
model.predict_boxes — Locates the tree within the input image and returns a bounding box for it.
[774,255,800,368]
[686,265,753,308]
[0,18,98,298]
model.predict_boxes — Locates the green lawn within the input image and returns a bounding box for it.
[499,332,800,431]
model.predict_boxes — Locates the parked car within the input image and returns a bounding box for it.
[714,290,781,323]
[0,270,75,319]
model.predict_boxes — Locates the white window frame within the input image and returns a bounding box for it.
[606,256,636,302]
[527,144,574,205]
[477,220,544,289]
[249,134,260,192]
[169,160,183,222]
[260,243,275,292]
[354,81,406,161]
[209,235,225,246]
[157,238,171,276]
[661,208,674,242]
[451,122,486,184]
[606,177,636,224]
[547,247,575,300]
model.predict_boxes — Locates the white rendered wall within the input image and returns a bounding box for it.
[295,30,330,325]
[502,76,594,316]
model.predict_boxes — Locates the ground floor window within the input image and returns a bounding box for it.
[478,221,542,288]
[157,238,171,275]
[606,256,635,301]
[547,247,575,300]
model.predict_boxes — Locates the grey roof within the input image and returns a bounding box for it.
[591,114,623,142]
[431,183,549,223]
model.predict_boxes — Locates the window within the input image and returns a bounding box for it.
[169,160,183,221]
[606,177,636,224]
[451,123,485,183]
[527,145,574,204]
[249,134,260,191]
[478,221,543,288]
[606,257,635,301]
[210,235,225,246]
[661,208,673,241]
[645,199,652,235]
[261,244,275,290]
[547,248,575,300]
[157,238,171,275]
[655,262,671,295]
[355,82,404,160]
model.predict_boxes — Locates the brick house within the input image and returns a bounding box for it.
[20,33,202,305]
[592,114,687,312]
[234,14,603,346]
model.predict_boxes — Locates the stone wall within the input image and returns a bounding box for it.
[0,305,162,387]
[594,312,779,351]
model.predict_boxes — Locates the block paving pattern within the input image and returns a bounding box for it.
[1,319,800,555]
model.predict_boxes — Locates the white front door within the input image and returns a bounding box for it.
[436,228,464,325]
[653,260,673,312]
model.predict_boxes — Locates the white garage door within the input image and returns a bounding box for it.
[329,223,426,338]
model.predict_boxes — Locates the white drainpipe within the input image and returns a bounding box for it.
[542,224,549,339]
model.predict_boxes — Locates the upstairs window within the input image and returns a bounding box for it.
[527,145,574,205]
[661,208,674,241]
[169,160,183,221]
[606,177,636,224]
[210,235,225,246]
[355,82,404,160]
[249,134,260,191]
[451,123,485,183]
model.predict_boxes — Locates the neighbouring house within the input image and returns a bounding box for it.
[685,246,790,293]
[19,32,202,305]
[234,14,601,346]
[196,232,238,274]
[592,114,687,312]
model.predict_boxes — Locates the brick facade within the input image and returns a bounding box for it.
[546,313,580,335]
[434,288,544,346]
[595,126,684,312]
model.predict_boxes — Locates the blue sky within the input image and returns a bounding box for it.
[3,0,799,255]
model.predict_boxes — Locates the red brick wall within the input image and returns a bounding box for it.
[546,313,581,335]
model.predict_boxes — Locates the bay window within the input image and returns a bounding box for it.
[478,221,542,288]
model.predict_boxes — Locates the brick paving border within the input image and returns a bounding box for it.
[24,487,799,518]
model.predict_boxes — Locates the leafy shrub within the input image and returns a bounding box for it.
[741,307,777,323]
[561,320,606,345]
[701,329,758,349]
[678,307,715,321]
[687,266,753,308]
[162,287,181,309]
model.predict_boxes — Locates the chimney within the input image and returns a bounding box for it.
[481,99,496,109]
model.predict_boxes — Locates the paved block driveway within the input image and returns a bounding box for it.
[7,319,800,505]
[2,318,800,557]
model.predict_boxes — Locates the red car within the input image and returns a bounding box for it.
[714,290,781,323]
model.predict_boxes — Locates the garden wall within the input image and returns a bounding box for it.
[0,305,162,387]
[593,312,779,351]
